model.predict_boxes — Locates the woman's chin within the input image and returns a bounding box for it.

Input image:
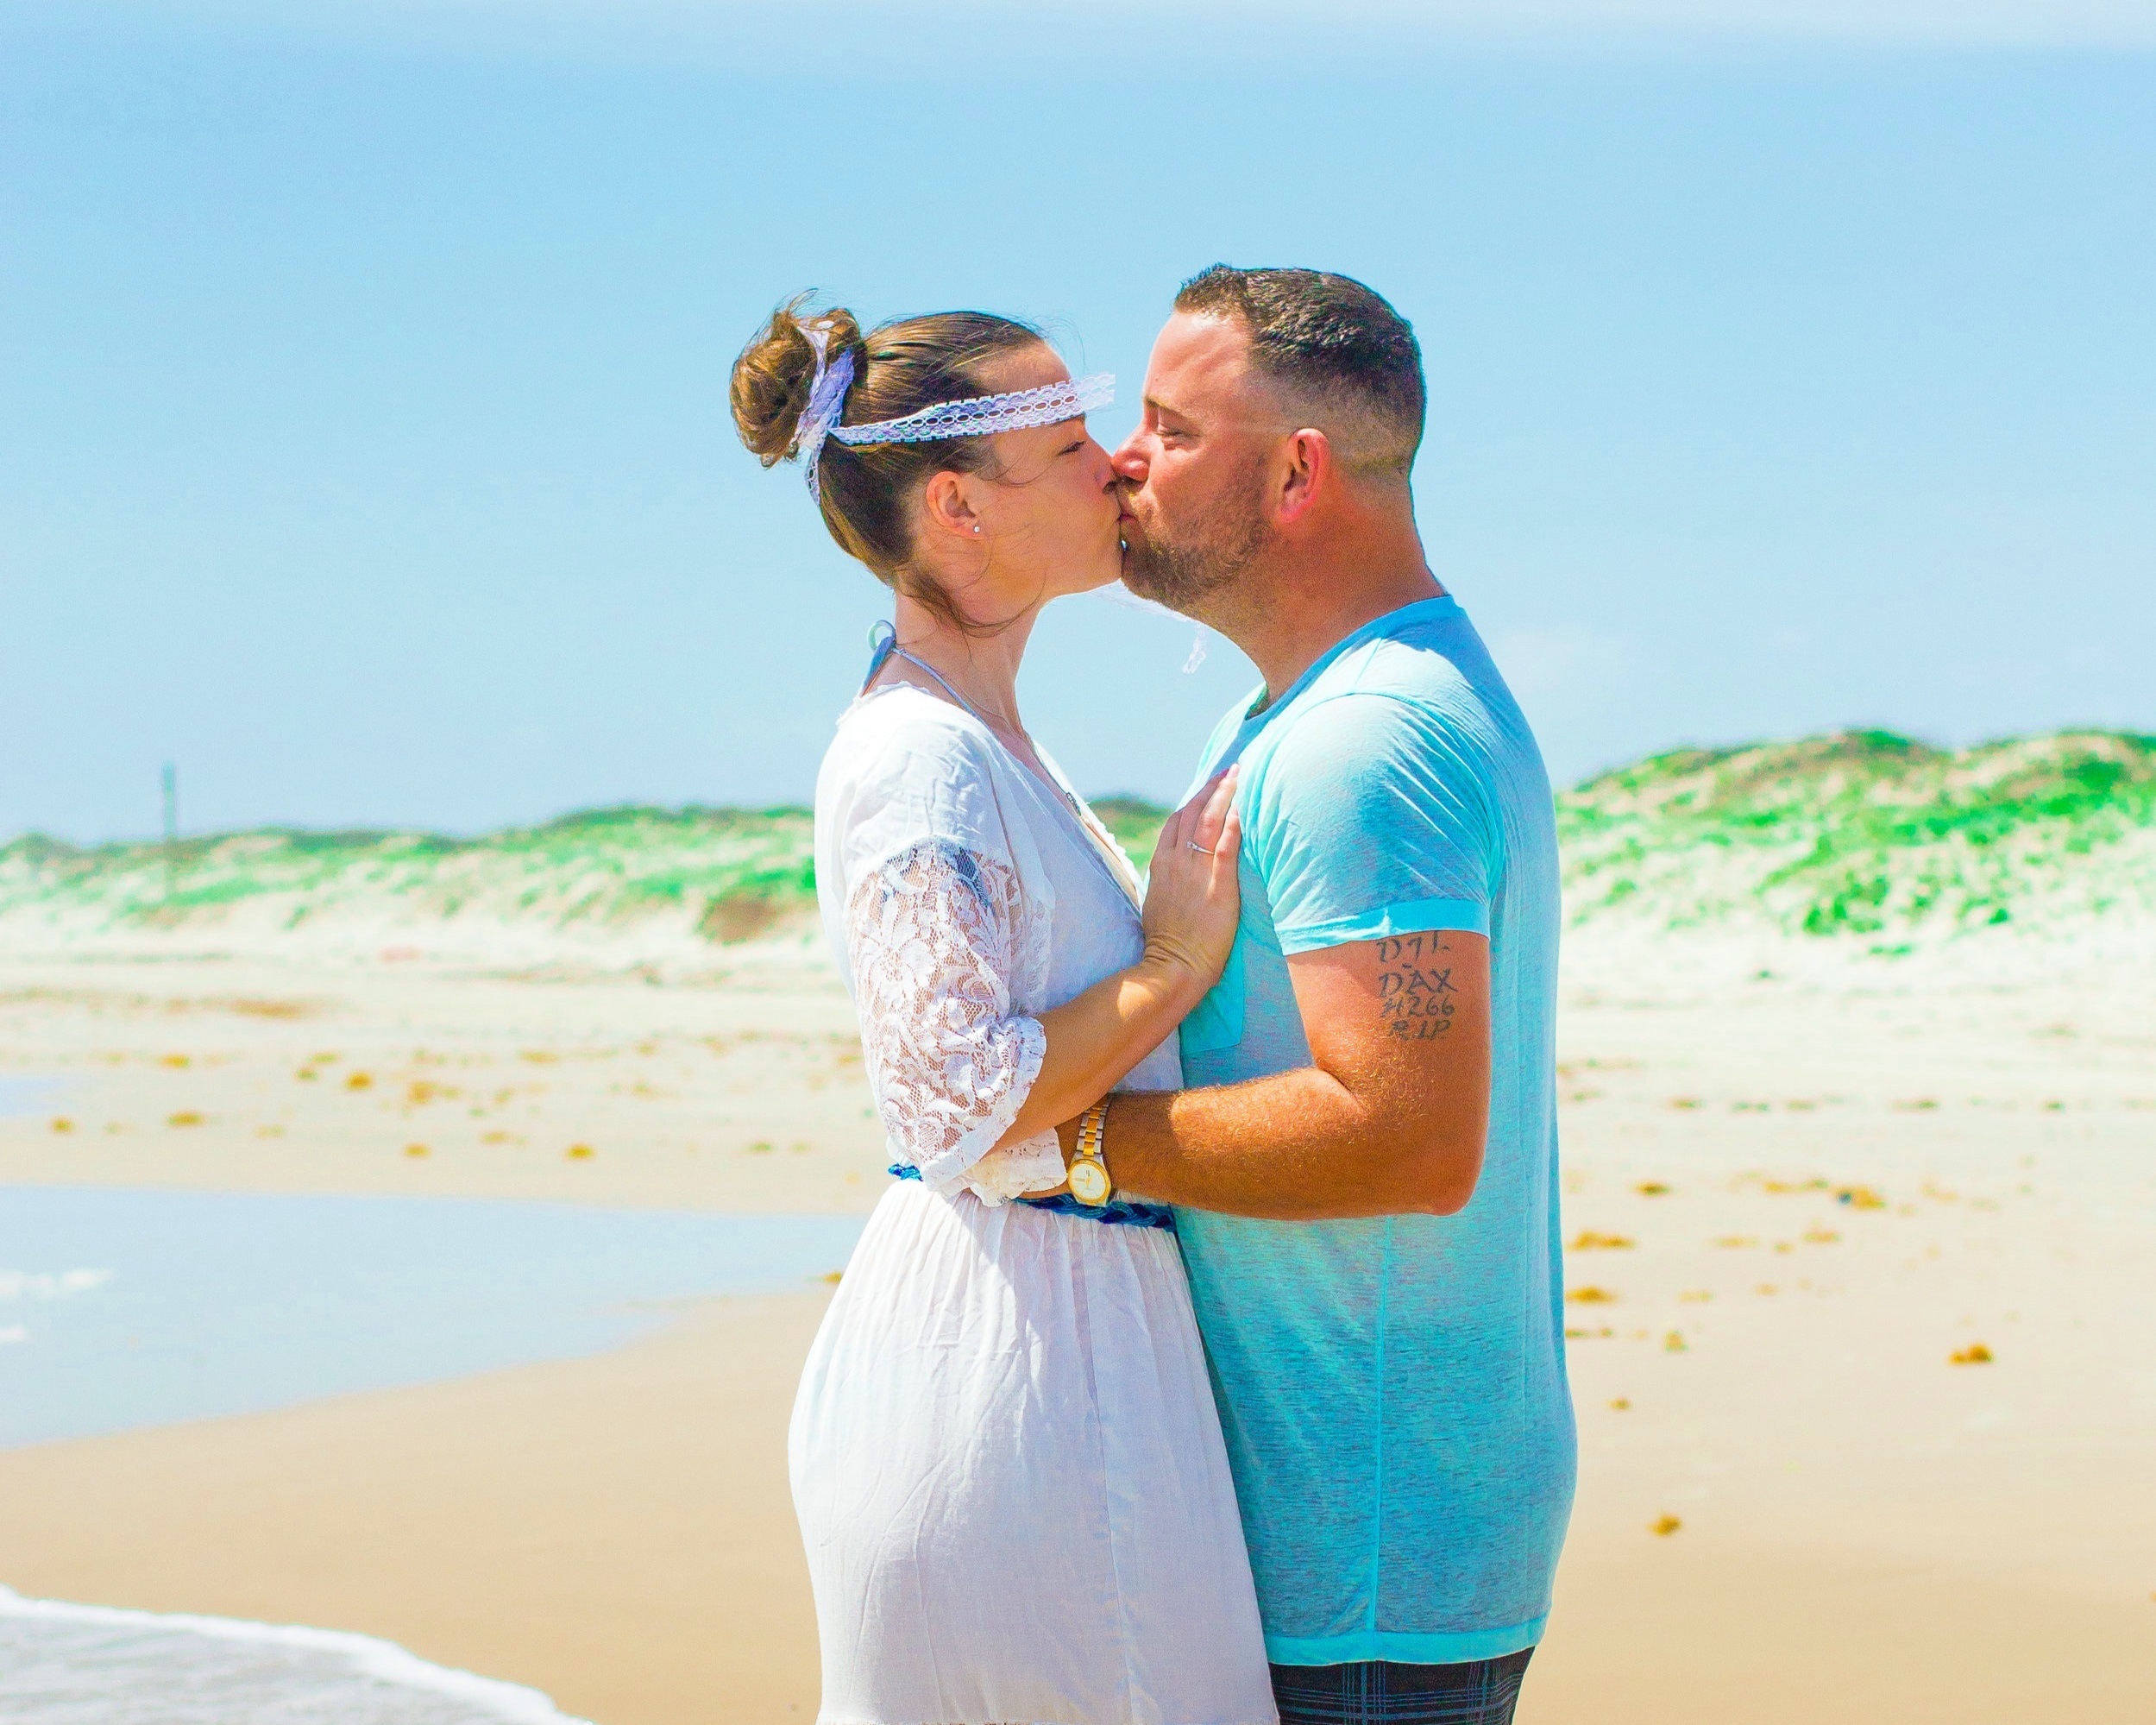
[1050,545,1127,598]
[1066,562,1125,596]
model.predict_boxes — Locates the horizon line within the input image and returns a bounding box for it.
[7,724,2148,854]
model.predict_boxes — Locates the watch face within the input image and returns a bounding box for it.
[1068,1160,1111,1206]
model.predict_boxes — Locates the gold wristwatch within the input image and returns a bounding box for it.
[1067,1098,1113,1207]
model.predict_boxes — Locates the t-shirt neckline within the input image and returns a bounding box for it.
[1240,594,1462,731]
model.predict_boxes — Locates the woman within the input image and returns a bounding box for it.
[731,298,1276,1725]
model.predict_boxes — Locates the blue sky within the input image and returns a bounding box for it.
[3,3,2152,840]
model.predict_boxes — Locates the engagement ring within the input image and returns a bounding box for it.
[1186,842,1215,854]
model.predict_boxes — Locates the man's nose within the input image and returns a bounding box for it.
[1110,437,1148,482]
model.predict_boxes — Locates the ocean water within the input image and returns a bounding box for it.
[0,1186,863,1721]
[0,1186,863,1449]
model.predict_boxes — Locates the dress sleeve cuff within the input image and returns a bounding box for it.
[910,1015,1048,1193]
[963,1130,1068,1206]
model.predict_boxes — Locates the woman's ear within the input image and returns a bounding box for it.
[920,469,985,543]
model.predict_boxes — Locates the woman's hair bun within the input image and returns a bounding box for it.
[726,295,1041,633]
[731,295,863,465]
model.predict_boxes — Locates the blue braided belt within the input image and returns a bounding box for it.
[887,1163,1174,1230]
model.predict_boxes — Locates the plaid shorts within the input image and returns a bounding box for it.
[1270,1650,1536,1725]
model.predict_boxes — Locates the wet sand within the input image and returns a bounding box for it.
[0,1293,831,1725]
[3,941,2153,1722]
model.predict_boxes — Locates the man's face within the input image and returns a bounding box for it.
[1112,313,1281,614]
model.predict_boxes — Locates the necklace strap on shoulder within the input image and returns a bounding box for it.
[862,626,980,721]
[892,646,979,718]
[861,620,899,694]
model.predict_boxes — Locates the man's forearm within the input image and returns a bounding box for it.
[1101,1070,1478,1220]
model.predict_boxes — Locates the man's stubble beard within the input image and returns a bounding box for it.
[1118,462,1272,620]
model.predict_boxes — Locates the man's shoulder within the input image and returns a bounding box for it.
[1331,610,1499,709]
[1236,625,1551,887]
[1259,666,1487,791]
[1267,614,1537,794]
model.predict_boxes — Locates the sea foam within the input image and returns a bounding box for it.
[0,1587,592,1723]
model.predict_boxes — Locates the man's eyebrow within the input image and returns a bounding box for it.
[1145,394,1193,423]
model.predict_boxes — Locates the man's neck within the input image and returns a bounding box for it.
[1209,509,1444,702]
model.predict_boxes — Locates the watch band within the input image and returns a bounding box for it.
[1068,1097,1113,1207]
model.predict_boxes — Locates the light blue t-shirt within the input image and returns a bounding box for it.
[1173,595,1575,1667]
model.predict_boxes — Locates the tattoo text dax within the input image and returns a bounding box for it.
[1375,933,1458,1042]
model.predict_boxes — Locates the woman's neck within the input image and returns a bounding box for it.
[889,592,1038,733]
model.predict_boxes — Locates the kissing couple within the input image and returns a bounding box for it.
[730,266,1575,1725]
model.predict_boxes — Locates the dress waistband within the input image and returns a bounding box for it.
[887,1163,1174,1231]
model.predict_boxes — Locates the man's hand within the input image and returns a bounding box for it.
[1087,930,1492,1220]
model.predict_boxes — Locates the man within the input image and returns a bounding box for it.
[1074,266,1575,1725]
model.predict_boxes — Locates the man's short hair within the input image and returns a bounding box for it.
[1174,264,1425,478]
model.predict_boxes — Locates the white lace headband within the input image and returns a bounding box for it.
[830,372,1115,446]
[789,318,1112,501]
[792,322,857,504]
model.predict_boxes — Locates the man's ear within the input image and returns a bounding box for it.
[1273,428,1331,528]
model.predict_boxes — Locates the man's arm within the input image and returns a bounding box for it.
[1085,929,1491,1220]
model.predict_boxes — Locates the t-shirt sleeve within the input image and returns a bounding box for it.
[1248,692,1500,955]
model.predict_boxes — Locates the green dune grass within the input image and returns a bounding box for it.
[0,807,819,945]
[3,731,2149,950]
[1560,729,2155,945]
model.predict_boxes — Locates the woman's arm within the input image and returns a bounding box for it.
[845,771,1239,1193]
[991,770,1242,1147]
[996,776,1250,1155]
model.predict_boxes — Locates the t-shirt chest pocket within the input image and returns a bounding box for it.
[1179,868,1280,1056]
[1179,939,1246,1055]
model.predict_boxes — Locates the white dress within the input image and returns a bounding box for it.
[791,683,1276,1725]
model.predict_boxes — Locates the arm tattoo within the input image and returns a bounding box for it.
[1375,933,1458,1042]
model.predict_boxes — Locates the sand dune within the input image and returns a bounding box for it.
[7,730,2149,971]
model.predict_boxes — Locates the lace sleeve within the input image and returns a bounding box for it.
[847,839,1058,1195]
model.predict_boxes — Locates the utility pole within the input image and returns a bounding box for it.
[161,762,178,897]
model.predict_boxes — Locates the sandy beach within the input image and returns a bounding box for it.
[3,933,2153,1722]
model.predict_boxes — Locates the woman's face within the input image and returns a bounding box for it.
[930,345,1124,614]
